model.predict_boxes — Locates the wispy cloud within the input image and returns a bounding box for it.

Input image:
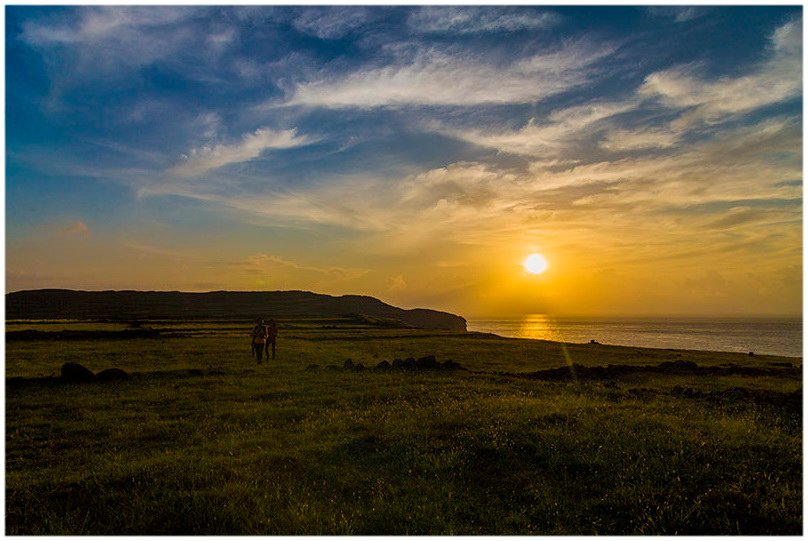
[439,18,801,160]
[407,6,560,34]
[646,6,711,23]
[20,6,192,45]
[283,42,615,108]
[136,112,799,265]
[291,6,373,39]
[209,116,798,258]
[599,127,680,151]
[20,6,204,68]
[639,18,802,123]
[242,253,370,283]
[167,127,314,178]
[442,100,634,157]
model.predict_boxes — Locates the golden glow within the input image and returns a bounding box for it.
[523,253,548,275]
[517,314,563,341]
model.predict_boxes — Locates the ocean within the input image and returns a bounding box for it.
[467,316,803,358]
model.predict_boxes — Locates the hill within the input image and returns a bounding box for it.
[5,289,467,331]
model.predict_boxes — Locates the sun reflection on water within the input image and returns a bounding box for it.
[516,314,564,342]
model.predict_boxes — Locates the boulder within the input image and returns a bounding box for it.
[96,368,131,382]
[416,355,438,369]
[441,359,466,371]
[376,360,391,370]
[60,362,95,382]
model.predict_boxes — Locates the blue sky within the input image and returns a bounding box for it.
[5,6,803,316]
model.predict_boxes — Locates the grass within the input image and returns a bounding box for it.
[5,318,802,534]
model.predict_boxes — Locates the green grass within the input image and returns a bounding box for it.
[6,319,802,534]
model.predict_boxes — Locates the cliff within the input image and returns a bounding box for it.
[5,289,467,331]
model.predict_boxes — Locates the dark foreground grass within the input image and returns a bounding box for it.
[6,320,802,535]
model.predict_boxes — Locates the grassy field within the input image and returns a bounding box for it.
[5,318,802,534]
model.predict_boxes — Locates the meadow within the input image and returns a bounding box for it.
[5,318,802,535]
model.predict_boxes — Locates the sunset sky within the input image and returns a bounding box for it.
[6,6,802,317]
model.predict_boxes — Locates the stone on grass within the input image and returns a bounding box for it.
[416,355,438,369]
[60,362,95,382]
[96,368,131,382]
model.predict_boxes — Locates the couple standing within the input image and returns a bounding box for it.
[251,318,278,363]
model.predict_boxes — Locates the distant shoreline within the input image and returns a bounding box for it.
[467,316,803,359]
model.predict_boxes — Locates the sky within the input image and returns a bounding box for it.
[5,5,803,318]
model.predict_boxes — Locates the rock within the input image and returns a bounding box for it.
[441,359,461,370]
[416,355,438,369]
[376,360,391,370]
[60,362,95,382]
[659,360,698,372]
[344,359,354,370]
[324,365,340,371]
[96,368,131,382]
[772,361,793,367]
[305,364,320,371]
[392,358,404,368]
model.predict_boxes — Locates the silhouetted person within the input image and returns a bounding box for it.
[250,317,278,362]
[264,318,278,360]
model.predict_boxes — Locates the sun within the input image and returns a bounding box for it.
[523,253,549,275]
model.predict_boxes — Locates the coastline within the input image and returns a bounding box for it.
[467,316,803,359]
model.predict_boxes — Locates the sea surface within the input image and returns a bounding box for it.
[467,316,803,358]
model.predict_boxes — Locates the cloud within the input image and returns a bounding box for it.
[194,112,224,140]
[387,274,407,291]
[138,114,799,263]
[21,6,192,45]
[701,207,790,231]
[241,253,370,283]
[646,6,711,23]
[20,6,203,69]
[545,117,801,215]
[62,221,89,235]
[291,7,372,39]
[442,18,801,159]
[283,42,615,108]
[443,100,634,157]
[599,127,680,151]
[639,18,802,123]
[167,127,314,177]
[407,6,560,34]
